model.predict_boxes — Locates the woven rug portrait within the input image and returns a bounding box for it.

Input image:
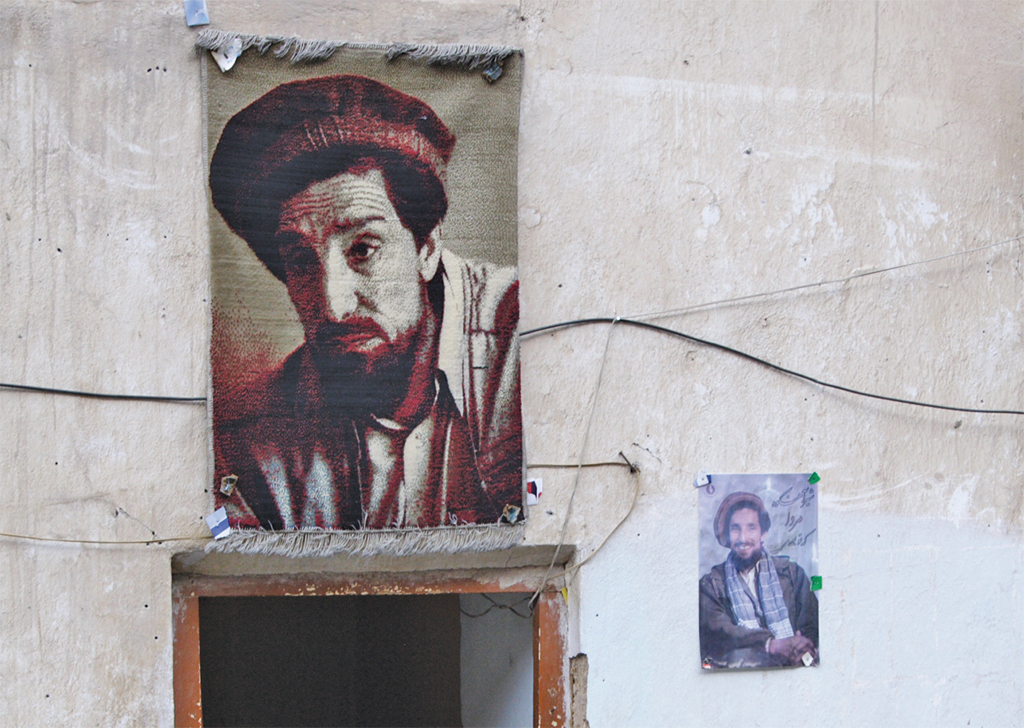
[202,36,524,556]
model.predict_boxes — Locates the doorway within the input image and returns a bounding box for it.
[199,594,463,727]
[173,573,566,728]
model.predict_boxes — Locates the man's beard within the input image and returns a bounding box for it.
[307,309,432,418]
[730,546,764,573]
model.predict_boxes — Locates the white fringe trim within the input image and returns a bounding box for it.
[386,43,517,69]
[195,30,518,68]
[205,523,526,558]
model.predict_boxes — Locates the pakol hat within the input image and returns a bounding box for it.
[713,491,771,547]
[209,75,455,282]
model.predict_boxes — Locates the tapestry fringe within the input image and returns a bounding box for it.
[386,43,518,69]
[195,30,518,68]
[204,523,527,558]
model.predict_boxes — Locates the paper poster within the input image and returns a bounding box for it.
[206,46,523,533]
[698,473,820,669]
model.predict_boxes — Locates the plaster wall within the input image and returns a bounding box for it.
[1,1,1021,726]
[460,593,533,727]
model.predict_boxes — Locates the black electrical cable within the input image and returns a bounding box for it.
[522,318,1024,416]
[0,382,206,404]
[459,593,533,619]
[3,319,1018,414]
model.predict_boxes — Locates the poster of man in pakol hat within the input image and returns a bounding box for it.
[698,473,820,670]
[206,45,523,537]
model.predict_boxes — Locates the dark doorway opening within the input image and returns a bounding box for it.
[173,573,568,728]
[198,594,462,727]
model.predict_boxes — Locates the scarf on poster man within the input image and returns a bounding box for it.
[724,551,795,639]
[200,32,525,558]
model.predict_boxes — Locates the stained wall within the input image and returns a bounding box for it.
[0,1,1021,726]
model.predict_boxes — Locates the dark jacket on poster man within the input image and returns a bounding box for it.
[699,491,819,668]
[699,554,819,668]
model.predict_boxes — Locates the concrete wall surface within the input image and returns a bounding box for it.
[1,0,1021,726]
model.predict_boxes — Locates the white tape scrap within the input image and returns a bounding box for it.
[211,37,243,72]
[526,477,543,506]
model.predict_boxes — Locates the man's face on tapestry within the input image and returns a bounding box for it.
[276,166,441,376]
[728,507,764,569]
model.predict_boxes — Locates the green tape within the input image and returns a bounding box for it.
[808,472,820,484]
[811,576,822,591]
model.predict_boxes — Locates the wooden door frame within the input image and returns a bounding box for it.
[173,570,568,728]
